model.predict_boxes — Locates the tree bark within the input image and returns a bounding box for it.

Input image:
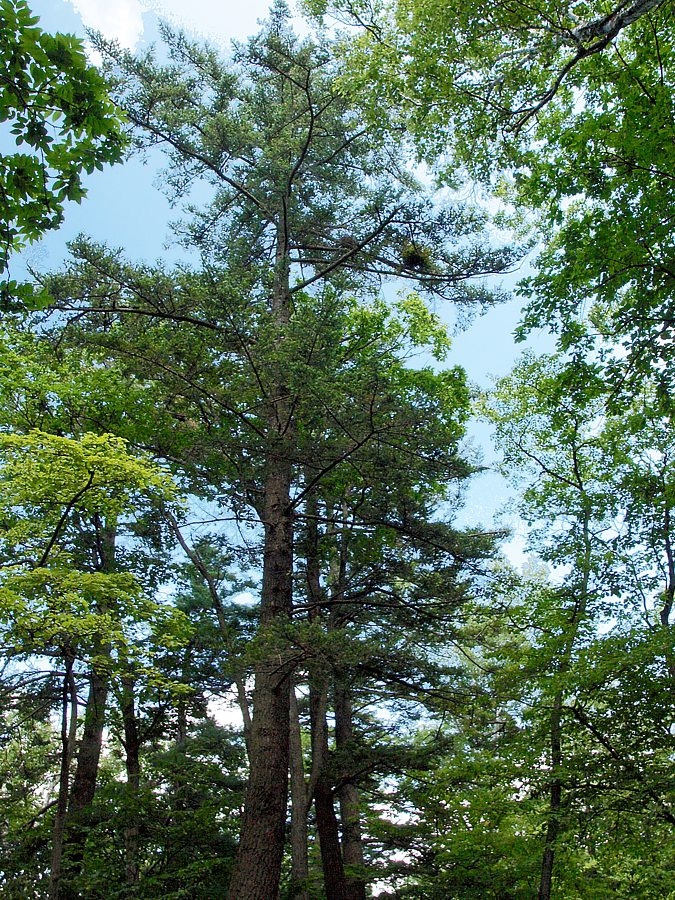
[68,522,115,820]
[120,675,141,889]
[227,454,294,899]
[228,211,295,899]
[53,522,117,898]
[68,668,108,817]
[311,682,348,900]
[335,682,367,900]
[538,691,562,900]
[289,685,310,900]
[59,665,110,898]
[49,653,78,900]
[315,778,348,900]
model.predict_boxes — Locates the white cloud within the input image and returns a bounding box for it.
[151,0,273,45]
[67,0,146,48]
[67,0,307,51]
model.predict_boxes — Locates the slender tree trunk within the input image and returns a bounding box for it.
[166,510,253,756]
[120,676,141,889]
[174,643,192,811]
[68,669,109,816]
[289,686,310,900]
[59,665,110,899]
[315,778,347,900]
[538,692,563,900]
[303,490,349,898]
[49,653,78,900]
[308,495,352,900]
[236,676,253,759]
[60,520,116,896]
[335,682,367,900]
[660,502,675,680]
[310,682,348,900]
[68,521,115,816]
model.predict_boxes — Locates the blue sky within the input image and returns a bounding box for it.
[20,0,280,273]
[17,0,547,559]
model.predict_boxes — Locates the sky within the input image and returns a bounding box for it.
[41,0,276,49]
[20,0,306,273]
[18,0,541,560]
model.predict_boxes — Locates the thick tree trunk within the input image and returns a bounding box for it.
[289,686,310,900]
[49,654,78,900]
[335,683,367,900]
[228,214,295,899]
[228,456,294,899]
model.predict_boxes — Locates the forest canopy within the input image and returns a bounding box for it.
[0,1,673,898]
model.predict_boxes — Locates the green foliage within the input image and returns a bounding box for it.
[0,0,126,303]
[396,291,451,360]
[11,6,675,898]
[318,0,675,414]
[0,430,174,528]
[0,429,188,665]
[63,725,243,899]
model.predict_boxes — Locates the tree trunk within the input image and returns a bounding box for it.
[228,214,295,899]
[538,692,562,900]
[68,669,108,816]
[49,653,78,900]
[227,455,294,899]
[315,778,348,900]
[304,491,349,898]
[68,521,115,819]
[54,521,117,898]
[120,676,141,889]
[311,683,348,900]
[289,686,310,900]
[335,683,367,900]
[59,665,110,897]
[660,502,675,681]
